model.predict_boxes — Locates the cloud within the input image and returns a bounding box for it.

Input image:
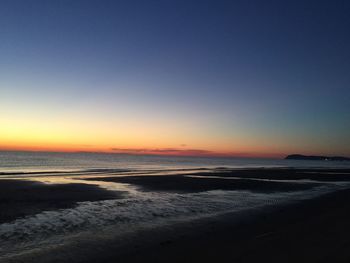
[110,147,213,156]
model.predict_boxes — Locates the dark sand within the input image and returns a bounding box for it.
[2,168,350,262]
[76,168,350,262]
[0,180,125,223]
[11,186,350,263]
[98,187,350,263]
[200,168,350,181]
[85,171,321,193]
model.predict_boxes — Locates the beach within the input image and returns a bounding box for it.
[116,188,350,263]
[0,167,350,262]
[2,1,349,261]
[69,187,350,263]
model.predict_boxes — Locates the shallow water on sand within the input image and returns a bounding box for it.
[1,169,349,259]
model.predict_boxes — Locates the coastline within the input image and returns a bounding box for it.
[95,187,350,263]
[0,180,125,224]
[1,167,350,262]
[2,187,350,263]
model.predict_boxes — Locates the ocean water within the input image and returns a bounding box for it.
[1,151,350,174]
[0,151,350,260]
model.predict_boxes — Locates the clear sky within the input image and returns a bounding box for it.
[1,0,349,157]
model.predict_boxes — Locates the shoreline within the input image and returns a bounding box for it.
[0,180,125,224]
[3,187,350,263]
[1,167,350,262]
[1,166,350,178]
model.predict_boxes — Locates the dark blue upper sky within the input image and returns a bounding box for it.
[1,0,349,156]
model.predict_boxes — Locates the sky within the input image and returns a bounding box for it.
[1,0,349,157]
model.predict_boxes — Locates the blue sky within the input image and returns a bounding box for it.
[1,0,349,156]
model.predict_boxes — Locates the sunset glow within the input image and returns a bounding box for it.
[1,2,350,262]
[1,1,349,158]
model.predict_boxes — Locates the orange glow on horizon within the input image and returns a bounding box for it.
[0,142,288,159]
[2,114,346,159]
[0,116,288,158]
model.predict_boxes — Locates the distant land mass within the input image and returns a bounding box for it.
[285,154,350,161]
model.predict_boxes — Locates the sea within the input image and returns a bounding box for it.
[1,150,350,174]
[0,151,350,261]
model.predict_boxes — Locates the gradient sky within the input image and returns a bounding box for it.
[1,0,349,157]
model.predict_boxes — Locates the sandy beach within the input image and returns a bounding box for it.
[1,168,350,262]
[2,0,349,261]
[113,188,350,263]
[0,179,125,224]
[73,187,350,263]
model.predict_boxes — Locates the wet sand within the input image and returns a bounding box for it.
[7,186,350,263]
[95,187,350,263]
[202,168,350,181]
[0,180,125,224]
[78,168,350,262]
[1,168,350,262]
[85,169,328,193]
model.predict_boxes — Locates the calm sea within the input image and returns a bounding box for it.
[1,151,350,174]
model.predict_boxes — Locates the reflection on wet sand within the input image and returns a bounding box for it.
[1,167,350,262]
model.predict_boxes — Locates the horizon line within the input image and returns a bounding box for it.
[0,148,286,159]
[1,148,349,159]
